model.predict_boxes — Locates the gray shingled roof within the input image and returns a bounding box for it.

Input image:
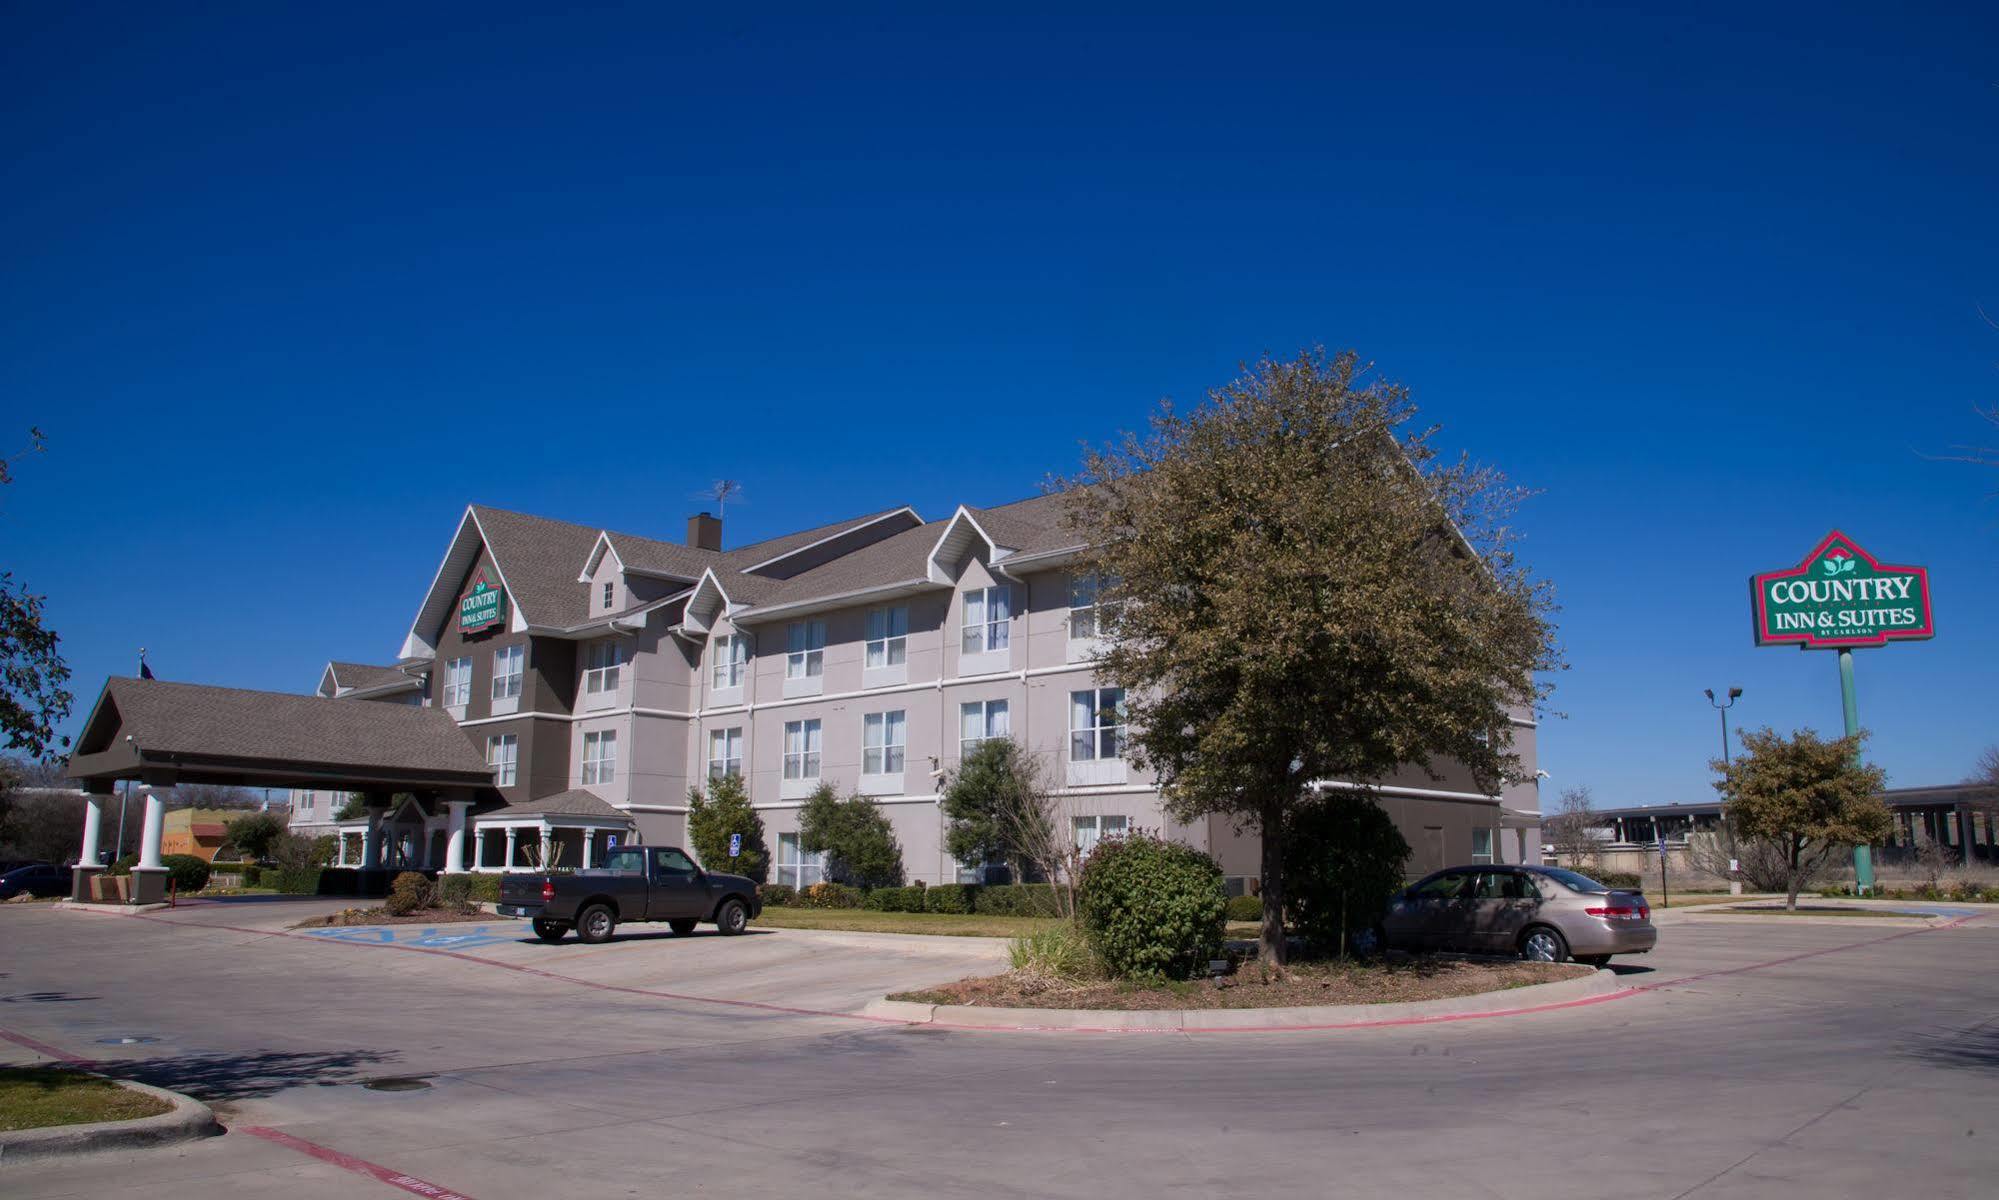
[69,678,492,780]
[484,788,630,821]
[327,661,416,693]
[470,506,608,628]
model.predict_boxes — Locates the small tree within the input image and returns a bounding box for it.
[224,811,287,862]
[0,429,72,759]
[1283,792,1411,958]
[334,794,368,821]
[1062,350,1559,964]
[798,784,903,888]
[1716,727,1893,910]
[686,773,768,882]
[942,739,1073,909]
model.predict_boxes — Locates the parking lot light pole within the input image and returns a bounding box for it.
[1707,687,1743,896]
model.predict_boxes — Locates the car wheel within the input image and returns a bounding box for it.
[1519,925,1570,963]
[576,904,617,944]
[1576,954,1611,967]
[714,898,749,936]
[668,918,698,936]
[531,917,569,943]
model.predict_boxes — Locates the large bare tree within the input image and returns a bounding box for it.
[1061,349,1560,965]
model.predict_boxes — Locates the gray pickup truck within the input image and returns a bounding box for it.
[496,845,761,943]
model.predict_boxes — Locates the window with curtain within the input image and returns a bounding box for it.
[582,730,617,784]
[443,657,472,707]
[958,699,1010,757]
[862,710,906,775]
[491,644,524,700]
[707,727,743,780]
[583,641,622,694]
[1069,688,1126,761]
[864,606,908,669]
[783,719,822,780]
[711,634,749,689]
[961,586,1010,654]
[487,734,518,787]
[785,621,825,679]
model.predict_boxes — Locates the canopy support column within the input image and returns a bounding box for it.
[444,801,471,874]
[72,789,109,901]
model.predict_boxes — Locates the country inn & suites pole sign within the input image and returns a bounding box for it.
[1748,530,1934,893]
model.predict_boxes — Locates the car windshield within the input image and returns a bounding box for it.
[601,848,646,873]
[1536,868,1615,894]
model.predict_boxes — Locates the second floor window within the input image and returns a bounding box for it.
[491,644,524,700]
[602,581,614,610]
[711,634,748,690]
[584,641,622,694]
[959,699,1009,757]
[961,586,1010,654]
[708,727,743,780]
[582,730,617,785]
[786,621,825,679]
[783,718,822,780]
[864,606,908,669]
[1069,573,1118,639]
[1070,688,1126,761]
[443,657,472,707]
[487,734,518,787]
[862,710,906,775]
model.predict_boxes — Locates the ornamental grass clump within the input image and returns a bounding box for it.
[1077,833,1226,981]
[1007,925,1100,983]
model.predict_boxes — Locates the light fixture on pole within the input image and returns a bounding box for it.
[1703,686,1742,766]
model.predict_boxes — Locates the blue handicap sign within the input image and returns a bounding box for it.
[728,833,742,858]
[606,834,618,849]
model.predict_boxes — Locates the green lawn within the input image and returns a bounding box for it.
[0,1068,170,1132]
[755,908,1064,938]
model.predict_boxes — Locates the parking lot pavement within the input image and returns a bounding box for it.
[3,900,1995,1200]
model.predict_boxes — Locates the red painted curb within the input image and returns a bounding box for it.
[243,1126,478,1199]
[0,1026,92,1064]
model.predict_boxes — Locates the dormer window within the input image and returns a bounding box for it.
[602,581,614,610]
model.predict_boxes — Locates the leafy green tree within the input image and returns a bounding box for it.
[1061,349,1559,964]
[1283,793,1411,958]
[1715,726,1894,910]
[686,772,768,882]
[223,810,287,862]
[335,794,368,821]
[0,428,71,759]
[798,784,904,888]
[942,738,1058,886]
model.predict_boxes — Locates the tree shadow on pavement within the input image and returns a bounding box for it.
[1902,1026,1999,1073]
[114,1047,401,1101]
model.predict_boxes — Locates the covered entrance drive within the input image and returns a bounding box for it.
[64,677,499,903]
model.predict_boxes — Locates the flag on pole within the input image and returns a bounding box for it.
[139,648,155,680]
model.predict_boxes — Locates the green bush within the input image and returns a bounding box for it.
[1948,880,1986,903]
[972,883,1063,916]
[1077,834,1226,981]
[1008,925,1099,979]
[1224,894,1263,923]
[686,774,769,883]
[865,885,927,913]
[924,883,978,914]
[798,785,905,888]
[1594,871,1644,890]
[438,874,501,905]
[238,865,262,887]
[384,871,433,916]
[797,881,863,909]
[1283,793,1411,955]
[759,884,796,907]
[272,867,324,895]
[106,854,137,877]
[160,854,211,894]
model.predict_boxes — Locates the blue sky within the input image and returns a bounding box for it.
[3,3,1994,805]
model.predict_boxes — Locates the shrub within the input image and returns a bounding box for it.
[797,881,863,909]
[160,854,211,894]
[798,784,904,888]
[272,867,324,895]
[686,774,768,883]
[1077,834,1226,981]
[1224,894,1263,923]
[924,883,978,914]
[1595,871,1644,890]
[239,865,262,887]
[1948,879,1986,903]
[1008,925,1099,980]
[384,871,434,916]
[223,811,287,862]
[106,854,137,877]
[1283,793,1411,955]
[865,885,927,913]
[436,874,501,904]
[972,883,1063,917]
[759,884,796,907]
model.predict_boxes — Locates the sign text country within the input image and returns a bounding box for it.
[1750,530,1933,650]
[459,570,507,633]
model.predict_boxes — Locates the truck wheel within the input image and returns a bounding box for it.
[576,904,617,944]
[714,898,749,936]
[668,919,697,936]
[531,918,569,943]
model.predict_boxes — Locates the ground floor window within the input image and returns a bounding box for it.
[776,832,827,889]
[1471,827,1495,864]
[1072,814,1128,857]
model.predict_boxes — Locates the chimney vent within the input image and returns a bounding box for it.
[687,511,722,551]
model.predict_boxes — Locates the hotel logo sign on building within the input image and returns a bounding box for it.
[459,569,507,634]
[1750,531,1933,650]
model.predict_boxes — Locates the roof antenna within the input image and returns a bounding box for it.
[705,479,743,518]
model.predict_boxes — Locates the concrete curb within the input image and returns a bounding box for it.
[864,966,1623,1032]
[0,1076,220,1161]
[1671,909,1957,929]
[50,900,173,916]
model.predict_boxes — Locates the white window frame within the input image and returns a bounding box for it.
[776,832,827,890]
[1068,572,1119,642]
[602,581,614,610]
[862,710,906,777]
[583,641,622,695]
[582,730,617,785]
[782,718,822,781]
[1069,688,1126,761]
[1471,827,1495,865]
[1073,814,1129,856]
[487,734,518,787]
[961,586,1011,655]
[708,727,743,781]
[491,644,524,701]
[958,699,1010,758]
[443,657,472,709]
[864,606,908,671]
[711,634,748,691]
[785,621,825,679]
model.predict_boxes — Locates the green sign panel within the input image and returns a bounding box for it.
[459,569,507,634]
[1750,531,1933,650]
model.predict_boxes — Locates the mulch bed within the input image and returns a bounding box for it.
[290,905,493,929]
[890,956,1589,1011]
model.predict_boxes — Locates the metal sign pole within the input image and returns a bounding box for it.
[1840,648,1874,895]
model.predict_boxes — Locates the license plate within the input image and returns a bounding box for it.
[497,904,533,917]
